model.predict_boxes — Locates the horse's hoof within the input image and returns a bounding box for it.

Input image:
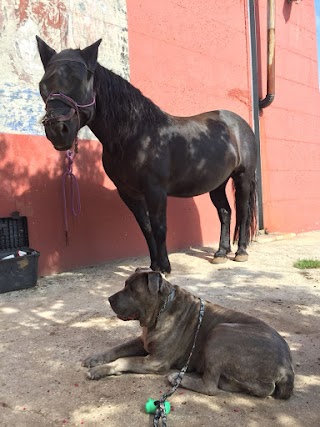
[211,256,228,264]
[161,265,171,276]
[234,254,248,262]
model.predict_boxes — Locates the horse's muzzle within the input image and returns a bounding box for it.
[53,143,73,151]
[44,121,75,151]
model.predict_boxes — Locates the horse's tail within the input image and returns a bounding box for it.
[273,371,295,400]
[232,174,257,245]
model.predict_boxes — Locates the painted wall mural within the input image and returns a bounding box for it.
[0,0,129,137]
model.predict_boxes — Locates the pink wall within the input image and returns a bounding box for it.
[126,0,252,245]
[127,0,320,237]
[258,0,320,233]
[0,133,203,275]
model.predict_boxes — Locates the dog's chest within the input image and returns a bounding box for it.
[141,327,148,350]
[141,325,170,353]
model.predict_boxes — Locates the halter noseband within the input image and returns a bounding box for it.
[43,92,96,130]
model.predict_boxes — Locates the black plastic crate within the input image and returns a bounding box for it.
[0,213,40,293]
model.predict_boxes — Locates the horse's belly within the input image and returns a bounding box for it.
[167,173,230,197]
[167,165,234,197]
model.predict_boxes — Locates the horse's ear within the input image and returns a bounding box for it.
[80,39,102,72]
[36,36,56,69]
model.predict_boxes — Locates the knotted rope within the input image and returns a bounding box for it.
[62,149,81,245]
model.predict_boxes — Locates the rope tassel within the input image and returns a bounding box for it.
[62,147,81,245]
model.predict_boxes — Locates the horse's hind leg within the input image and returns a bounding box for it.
[117,190,158,270]
[232,171,257,262]
[209,182,232,264]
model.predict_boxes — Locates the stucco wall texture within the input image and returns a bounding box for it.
[258,0,320,233]
[0,0,319,276]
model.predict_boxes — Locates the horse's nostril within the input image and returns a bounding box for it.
[60,123,69,135]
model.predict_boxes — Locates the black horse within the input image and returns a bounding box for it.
[36,37,257,274]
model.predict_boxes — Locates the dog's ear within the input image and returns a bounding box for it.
[147,272,164,295]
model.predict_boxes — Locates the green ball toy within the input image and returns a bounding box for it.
[145,398,171,414]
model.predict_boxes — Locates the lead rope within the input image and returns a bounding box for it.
[62,145,81,245]
[153,298,205,427]
[43,92,95,245]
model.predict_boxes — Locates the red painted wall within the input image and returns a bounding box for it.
[127,0,320,236]
[1,134,145,274]
[258,0,320,233]
[0,133,203,275]
[1,0,319,276]
[126,0,252,245]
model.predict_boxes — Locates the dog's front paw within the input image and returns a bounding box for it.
[168,372,180,385]
[87,366,105,380]
[82,354,104,368]
[87,364,116,380]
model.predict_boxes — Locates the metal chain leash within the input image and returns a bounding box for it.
[153,298,205,427]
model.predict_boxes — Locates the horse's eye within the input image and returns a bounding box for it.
[40,83,49,99]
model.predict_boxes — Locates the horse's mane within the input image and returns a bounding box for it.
[93,63,168,138]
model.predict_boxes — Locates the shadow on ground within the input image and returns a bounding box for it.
[0,233,319,426]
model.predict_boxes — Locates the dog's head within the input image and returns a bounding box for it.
[108,268,172,327]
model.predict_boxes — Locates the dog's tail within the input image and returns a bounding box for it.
[273,371,295,399]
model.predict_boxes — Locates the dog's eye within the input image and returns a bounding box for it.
[124,283,132,292]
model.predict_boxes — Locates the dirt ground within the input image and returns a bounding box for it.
[0,231,320,427]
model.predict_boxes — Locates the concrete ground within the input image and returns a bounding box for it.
[0,231,319,427]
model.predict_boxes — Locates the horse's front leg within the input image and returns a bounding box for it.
[144,185,171,274]
[117,190,158,270]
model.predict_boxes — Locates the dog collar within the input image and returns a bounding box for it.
[157,288,176,317]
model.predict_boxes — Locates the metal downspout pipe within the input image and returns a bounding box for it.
[248,0,264,230]
[259,0,276,109]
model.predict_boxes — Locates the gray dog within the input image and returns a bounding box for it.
[83,269,294,398]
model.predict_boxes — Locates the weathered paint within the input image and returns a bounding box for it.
[0,0,132,275]
[0,0,129,136]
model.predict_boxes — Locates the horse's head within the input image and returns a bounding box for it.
[36,36,101,151]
